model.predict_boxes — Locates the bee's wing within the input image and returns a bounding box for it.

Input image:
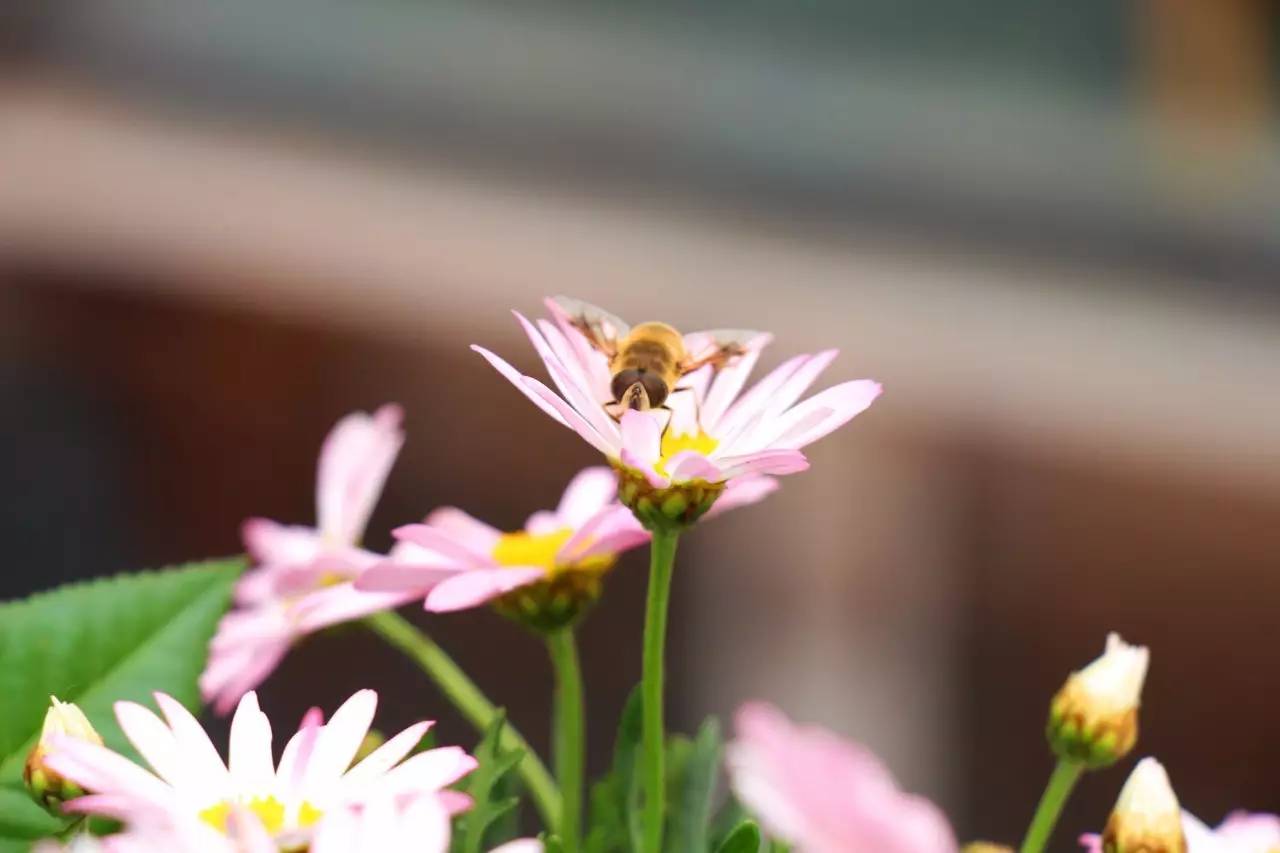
[549,295,630,356]
[680,328,766,372]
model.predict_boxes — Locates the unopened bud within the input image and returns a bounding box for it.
[24,697,102,813]
[1047,633,1148,768]
[1102,758,1186,853]
[962,844,1013,853]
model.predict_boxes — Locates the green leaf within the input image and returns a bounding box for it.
[454,711,524,853]
[664,717,722,853]
[0,559,243,844]
[715,820,762,853]
[584,686,643,853]
[539,833,566,853]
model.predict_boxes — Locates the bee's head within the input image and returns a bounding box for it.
[611,369,669,409]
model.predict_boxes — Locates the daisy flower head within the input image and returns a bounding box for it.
[473,297,880,531]
[202,405,421,714]
[43,689,476,852]
[357,467,652,632]
[726,702,957,853]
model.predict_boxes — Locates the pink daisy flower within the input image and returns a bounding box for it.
[473,298,880,528]
[201,405,422,713]
[356,466,756,631]
[44,690,475,852]
[726,702,957,853]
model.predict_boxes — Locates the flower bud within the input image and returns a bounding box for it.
[24,697,103,813]
[1102,758,1186,853]
[961,844,1013,853]
[1047,633,1148,768]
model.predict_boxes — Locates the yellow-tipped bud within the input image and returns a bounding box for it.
[1047,632,1149,768]
[24,697,103,813]
[1102,758,1186,853]
[962,844,1014,853]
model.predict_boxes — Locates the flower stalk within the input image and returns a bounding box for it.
[640,528,680,853]
[1019,758,1084,853]
[548,628,585,853]
[363,610,561,829]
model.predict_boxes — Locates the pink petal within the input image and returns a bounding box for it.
[716,449,810,480]
[764,349,838,422]
[619,411,662,467]
[620,447,668,488]
[316,404,405,546]
[355,560,465,595]
[294,583,424,633]
[537,318,612,404]
[714,353,807,439]
[699,333,773,431]
[241,518,322,568]
[515,311,622,447]
[703,474,779,519]
[571,526,651,562]
[425,568,547,612]
[201,639,291,717]
[555,466,619,528]
[559,504,645,562]
[44,737,176,807]
[521,376,619,456]
[393,524,495,568]
[471,345,570,427]
[665,451,722,483]
[423,507,502,553]
[524,510,563,535]
[766,380,882,450]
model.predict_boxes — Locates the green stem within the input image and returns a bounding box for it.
[548,628,585,853]
[640,528,680,853]
[364,610,562,831]
[1019,759,1084,853]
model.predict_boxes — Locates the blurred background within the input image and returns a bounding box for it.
[3,0,1279,847]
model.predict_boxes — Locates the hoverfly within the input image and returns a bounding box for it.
[551,296,762,418]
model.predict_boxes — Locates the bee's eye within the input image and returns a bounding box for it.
[640,373,669,407]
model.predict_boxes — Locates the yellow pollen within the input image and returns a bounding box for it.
[656,430,719,477]
[298,801,323,828]
[492,527,615,579]
[493,528,573,573]
[198,796,292,836]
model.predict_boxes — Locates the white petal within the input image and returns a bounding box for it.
[301,690,378,800]
[153,694,232,799]
[228,693,276,797]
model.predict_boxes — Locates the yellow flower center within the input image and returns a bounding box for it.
[198,796,319,836]
[492,528,574,572]
[655,430,719,478]
[492,527,616,580]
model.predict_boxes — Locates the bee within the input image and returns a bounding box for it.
[551,296,761,417]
